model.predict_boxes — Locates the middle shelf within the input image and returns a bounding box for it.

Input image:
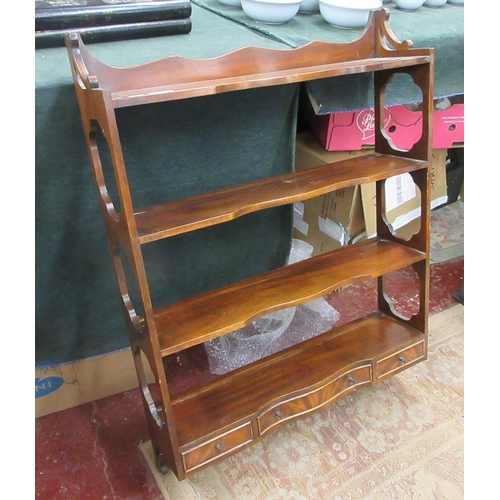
[134,154,428,243]
[154,237,426,356]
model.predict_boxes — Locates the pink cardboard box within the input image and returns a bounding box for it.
[308,100,464,152]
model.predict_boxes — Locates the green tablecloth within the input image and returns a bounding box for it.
[193,0,464,111]
[35,2,464,366]
[36,5,298,365]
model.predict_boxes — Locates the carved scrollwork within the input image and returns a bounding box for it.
[376,8,414,53]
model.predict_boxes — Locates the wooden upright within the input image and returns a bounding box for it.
[65,8,434,481]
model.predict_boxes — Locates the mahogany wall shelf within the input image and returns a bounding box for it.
[65,8,434,481]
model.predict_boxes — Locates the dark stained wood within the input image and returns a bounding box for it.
[256,365,372,436]
[376,339,426,380]
[180,422,254,473]
[64,7,434,481]
[135,154,427,243]
[155,238,425,356]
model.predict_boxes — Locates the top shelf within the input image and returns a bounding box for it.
[65,8,433,107]
[108,55,431,107]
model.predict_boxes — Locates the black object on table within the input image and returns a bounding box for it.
[35,0,192,48]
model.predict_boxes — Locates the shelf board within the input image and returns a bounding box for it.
[171,312,423,447]
[135,154,427,244]
[154,237,425,356]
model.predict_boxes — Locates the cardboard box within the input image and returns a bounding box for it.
[361,148,449,238]
[293,186,365,256]
[35,348,154,417]
[293,132,370,256]
[307,97,464,152]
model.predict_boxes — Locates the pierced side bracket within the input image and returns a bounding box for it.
[66,32,99,89]
[376,8,414,54]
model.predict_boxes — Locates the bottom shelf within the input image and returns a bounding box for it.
[170,312,427,474]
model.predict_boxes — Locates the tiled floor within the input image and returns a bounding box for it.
[35,256,464,500]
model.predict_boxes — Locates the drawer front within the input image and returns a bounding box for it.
[257,365,372,435]
[376,339,426,380]
[181,422,253,473]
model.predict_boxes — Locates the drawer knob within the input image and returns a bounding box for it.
[399,356,407,365]
[275,410,282,420]
[347,375,356,385]
[215,443,224,451]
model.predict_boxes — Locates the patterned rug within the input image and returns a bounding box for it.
[430,201,464,264]
[139,305,464,499]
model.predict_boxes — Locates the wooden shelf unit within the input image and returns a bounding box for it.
[65,8,434,481]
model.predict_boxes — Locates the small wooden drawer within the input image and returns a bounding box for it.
[257,365,371,435]
[376,339,426,380]
[181,422,253,473]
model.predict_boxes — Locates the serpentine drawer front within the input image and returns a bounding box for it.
[257,365,372,435]
[181,422,254,473]
[376,340,426,381]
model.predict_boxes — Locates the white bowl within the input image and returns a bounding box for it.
[318,0,382,29]
[447,0,463,4]
[423,0,446,6]
[217,0,242,6]
[299,0,319,13]
[241,0,303,23]
[394,0,425,10]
